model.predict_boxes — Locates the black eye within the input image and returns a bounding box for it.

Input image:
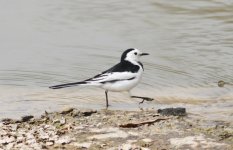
[134,52,137,55]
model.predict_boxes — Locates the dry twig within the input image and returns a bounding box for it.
[119,118,169,128]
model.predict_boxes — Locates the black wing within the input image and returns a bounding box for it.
[84,61,140,82]
[102,61,140,74]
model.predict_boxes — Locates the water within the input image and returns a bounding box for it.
[0,0,233,121]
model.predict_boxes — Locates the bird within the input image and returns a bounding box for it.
[49,48,153,107]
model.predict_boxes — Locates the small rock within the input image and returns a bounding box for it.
[21,115,34,122]
[56,136,72,144]
[16,136,25,143]
[142,138,152,143]
[1,118,15,125]
[100,143,107,147]
[71,110,80,117]
[10,124,18,131]
[158,107,186,116]
[60,117,66,125]
[52,119,60,124]
[44,124,53,129]
[81,109,97,116]
[72,109,97,117]
[119,144,141,150]
[26,138,37,145]
[139,138,153,147]
[41,145,47,149]
[46,141,54,146]
[218,80,225,87]
[60,107,74,114]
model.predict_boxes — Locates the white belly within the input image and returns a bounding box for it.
[101,77,140,92]
[100,62,144,92]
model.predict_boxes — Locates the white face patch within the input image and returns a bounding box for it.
[125,49,142,62]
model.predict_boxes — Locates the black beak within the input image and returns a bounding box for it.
[140,53,149,56]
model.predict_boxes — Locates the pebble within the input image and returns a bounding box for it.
[21,115,34,122]
[81,109,97,116]
[46,141,54,146]
[60,117,66,125]
[60,107,74,114]
[142,138,152,143]
[10,124,18,131]
[16,136,25,143]
[56,136,72,144]
[1,118,15,125]
[26,139,36,145]
[52,119,60,124]
[119,144,142,150]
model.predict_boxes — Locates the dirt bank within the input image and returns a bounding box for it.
[0,108,232,150]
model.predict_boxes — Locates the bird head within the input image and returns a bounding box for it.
[121,48,149,62]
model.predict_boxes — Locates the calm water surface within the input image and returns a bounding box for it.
[0,0,233,121]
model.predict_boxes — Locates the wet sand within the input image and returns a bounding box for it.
[0,108,232,150]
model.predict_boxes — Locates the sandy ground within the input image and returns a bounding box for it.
[0,107,232,150]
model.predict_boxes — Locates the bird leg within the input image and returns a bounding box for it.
[131,96,154,104]
[105,90,109,108]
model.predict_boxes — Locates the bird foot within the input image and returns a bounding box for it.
[130,96,154,104]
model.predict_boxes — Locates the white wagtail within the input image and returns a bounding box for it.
[49,48,153,107]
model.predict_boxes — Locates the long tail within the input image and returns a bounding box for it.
[49,81,87,89]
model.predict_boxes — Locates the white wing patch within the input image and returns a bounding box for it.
[87,72,137,84]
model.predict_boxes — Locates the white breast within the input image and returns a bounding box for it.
[101,63,143,92]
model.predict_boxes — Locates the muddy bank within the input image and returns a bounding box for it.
[0,108,232,150]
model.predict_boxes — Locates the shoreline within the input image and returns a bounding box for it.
[0,108,232,150]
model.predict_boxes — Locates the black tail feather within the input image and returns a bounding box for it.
[49,81,87,89]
